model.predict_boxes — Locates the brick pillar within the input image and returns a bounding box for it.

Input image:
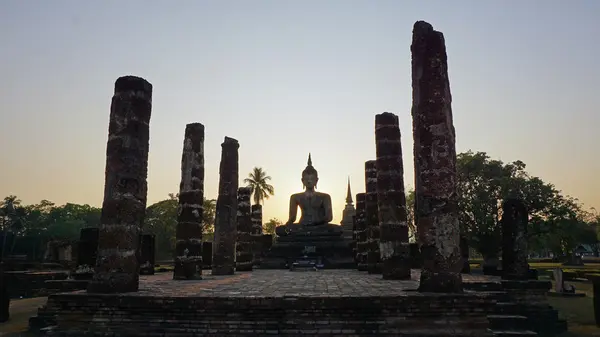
[236,187,253,271]
[375,112,411,280]
[202,242,212,268]
[411,21,462,293]
[139,234,155,275]
[251,204,263,265]
[87,76,152,294]
[365,160,381,274]
[212,137,239,275]
[73,227,99,280]
[355,193,367,271]
[460,236,470,274]
[501,198,529,280]
[0,263,8,323]
[173,123,204,280]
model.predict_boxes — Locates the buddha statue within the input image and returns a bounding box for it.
[275,154,343,238]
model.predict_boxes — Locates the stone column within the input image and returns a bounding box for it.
[73,227,99,280]
[411,21,462,293]
[87,75,152,294]
[365,160,382,274]
[375,112,411,280]
[501,198,529,280]
[0,263,9,323]
[355,193,367,271]
[460,236,470,274]
[236,187,253,271]
[202,242,212,268]
[139,234,155,275]
[212,137,239,275]
[173,123,204,280]
[251,204,263,264]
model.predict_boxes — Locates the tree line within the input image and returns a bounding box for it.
[0,167,276,261]
[1,153,598,262]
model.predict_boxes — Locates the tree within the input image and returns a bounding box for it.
[243,167,275,205]
[455,150,595,264]
[263,218,282,235]
[405,190,416,241]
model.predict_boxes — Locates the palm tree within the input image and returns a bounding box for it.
[244,167,275,205]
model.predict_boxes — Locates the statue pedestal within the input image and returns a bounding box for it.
[260,235,355,269]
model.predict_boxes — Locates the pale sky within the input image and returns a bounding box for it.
[1,1,599,224]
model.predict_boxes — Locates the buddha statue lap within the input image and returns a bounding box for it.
[275,154,343,238]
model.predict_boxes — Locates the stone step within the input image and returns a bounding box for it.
[489,329,537,337]
[41,326,495,337]
[464,281,503,292]
[488,314,529,331]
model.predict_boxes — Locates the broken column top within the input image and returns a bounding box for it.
[222,136,239,148]
[185,122,205,134]
[412,21,446,55]
[375,112,399,126]
[114,75,153,93]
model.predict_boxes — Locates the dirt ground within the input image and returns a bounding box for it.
[0,297,46,336]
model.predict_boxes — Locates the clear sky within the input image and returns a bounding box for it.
[1,0,599,224]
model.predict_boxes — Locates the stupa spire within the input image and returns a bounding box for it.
[346,177,353,204]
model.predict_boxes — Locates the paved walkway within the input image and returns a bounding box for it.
[69,269,498,298]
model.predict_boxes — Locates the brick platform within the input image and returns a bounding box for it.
[33,270,505,336]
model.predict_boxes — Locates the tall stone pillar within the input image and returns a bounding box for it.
[460,236,470,274]
[501,198,529,280]
[375,112,411,280]
[73,227,99,280]
[173,123,204,280]
[411,21,462,293]
[365,160,382,274]
[251,204,263,264]
[139,233,156,275]
[88,75,152,294]
[212,137,239,275]
[355,193,367,271]
[236,187,253,271]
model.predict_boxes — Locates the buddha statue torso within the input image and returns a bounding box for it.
[294,191,329,226]
[275,154,343,237]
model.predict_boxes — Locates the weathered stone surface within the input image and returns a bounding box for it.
[251,204,263,264]
[375,112,410,280]
[202,242,212,268]
[364,160,382,274]
[174,123,204,280]
[87,75,152,294]
[460,236,470,274]
[73,227,98,280]
[212,137,239,275]
[236,187,253,271]
[0,264,9,323]
[139,234,155,275]
[411,21,462,293]
[501,198,528,280]
[355,193,367,271]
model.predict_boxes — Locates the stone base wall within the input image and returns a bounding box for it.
[4,271,68,298]
[33,292,499,336]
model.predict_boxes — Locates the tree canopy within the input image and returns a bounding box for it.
[244,167,275,205]
[406,150,598,260]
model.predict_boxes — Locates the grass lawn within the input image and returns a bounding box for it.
[550,281,598,336]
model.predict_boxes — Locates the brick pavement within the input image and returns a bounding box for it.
[65,269,499,298]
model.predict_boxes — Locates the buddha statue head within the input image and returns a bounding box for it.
[302,153,318,190]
